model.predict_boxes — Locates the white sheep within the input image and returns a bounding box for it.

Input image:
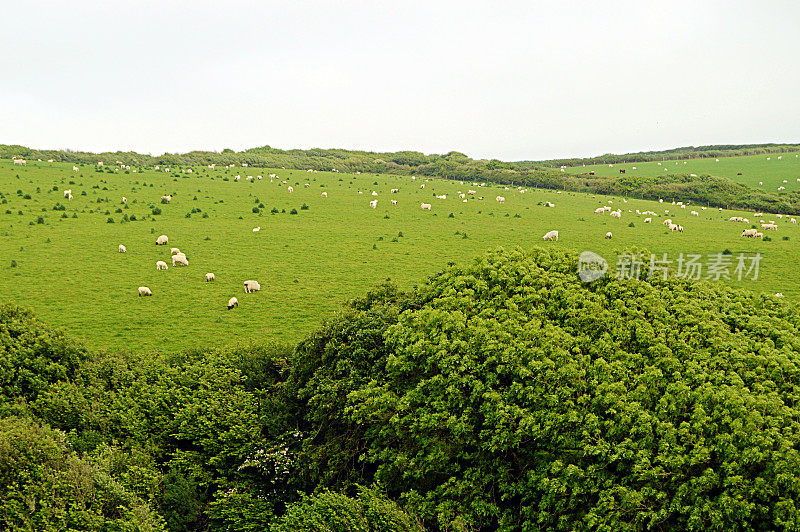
[369,199,378,208]
[605,232,612,239]
[420,203,432,211]
[138,286,152,297]
[227,296,238,309]
[321,192,328,198]
[644,217,652,223]
[287,186,294,193]
[205,273,215,282]
[170,247,181,255]
[156,260,168,270]
[244,280,261,293]
[156,235,169,245]
[63,189,72,198]
[172,253,188,267]
[543,230,559,241]
[496,196,505,203]
[253,227,261,232]
[118,244,127,253]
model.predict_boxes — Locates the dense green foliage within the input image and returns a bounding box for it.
[5,246,800,529]
[291,247,800,530]
[271,487,423,532]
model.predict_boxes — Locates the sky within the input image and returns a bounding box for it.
[1,0,799,161]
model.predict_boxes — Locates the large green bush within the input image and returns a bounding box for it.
[292,247,800,530]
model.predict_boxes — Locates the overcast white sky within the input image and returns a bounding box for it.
[1,0,798,161]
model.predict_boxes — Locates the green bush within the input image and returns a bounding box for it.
[290,247,800,530]
[271,488,422,532]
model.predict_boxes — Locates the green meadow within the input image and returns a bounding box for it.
[0,159,795,352]
[568,151,800,191]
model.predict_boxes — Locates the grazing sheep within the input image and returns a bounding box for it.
[118,244,127,253]
[156,235,169,245]
[205,273,215,282]
[63,189,72,198]
[161,195,172,203]
[668,223,679,232]
[227,297,238,309]
[287,186,294,193]
[369,199,378,208]
[755,232,764,239]
[496,196,505,203]
[156,260,168,270]
[72,166,79,172]
[122,197,127,203]
[253,227,260,232]
[543,230,559,241]
[436,195,447,200]
[610,210,621,219]
[13,159,26,165]
[420,203,432,210]
[243,280,261,293]
[138,286,152,296]
[321,192,328,198]
[420,184,425,189]
[644,217,652,223]
[605,232,612,239]
[741,229,758,238]
[67,194,73,201]
[172,254,188,267]
[391,199,398,205]
[372,191,378,196]
[170,247,181,255]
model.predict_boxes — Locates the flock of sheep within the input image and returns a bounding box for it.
[125,232,260,310]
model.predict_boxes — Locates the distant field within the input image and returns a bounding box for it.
[567,152,800,192]
[0,159,796,353]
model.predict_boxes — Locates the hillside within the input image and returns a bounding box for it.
[4,142,800,214]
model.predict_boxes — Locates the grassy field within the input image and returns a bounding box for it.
[567,151,800,191]
[0,159,796,353]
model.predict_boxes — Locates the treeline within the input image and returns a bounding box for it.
[3,142,800,213]
[4,247,800,530]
